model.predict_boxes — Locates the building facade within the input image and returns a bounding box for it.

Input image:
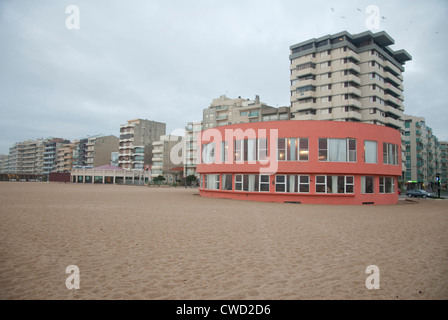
[440,141,448,191]
[151,135,183,183]
[197,121,401,205]
[8,138,45,174]
[43,138,70,175]
[119,119,166,170]
[73,138,88,168]
[289,31,411,131]
[56,141,77,173]
[202,95,277,129]
[403,114,441,190]
[184,121,203,178]
[85,135,119,169]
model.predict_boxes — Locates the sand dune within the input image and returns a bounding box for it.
[0,182,447,300]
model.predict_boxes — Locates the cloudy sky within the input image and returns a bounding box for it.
[0,0,447,154]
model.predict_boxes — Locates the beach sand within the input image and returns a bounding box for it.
[0,182,447,300]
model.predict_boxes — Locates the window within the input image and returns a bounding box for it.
[316,176,354,194]
[277,138,309,161]
[383,143,399,165]
[364,141,377,164]
[221,141,228,163]
[222,174,232,191]
[275,175,309,193]
[318,138,356,162]
[235,138,267,162]
[204,174,220,190]
[361,176,374,194]
[234,174,269,192]
[240,111,248,116]
[258,138,267,161]
[259,175,270,192]
[202,142,215,164]
[379,177,395,193]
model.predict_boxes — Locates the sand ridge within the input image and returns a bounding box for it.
[0,182,447,299]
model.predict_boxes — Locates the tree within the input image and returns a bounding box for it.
[186,175,197,186]
[153,175,166,184]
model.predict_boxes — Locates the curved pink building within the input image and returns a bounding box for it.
[197,121,401,205]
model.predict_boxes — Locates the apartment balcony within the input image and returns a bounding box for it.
[384,82,403,98]
[383,117,403,129]
[151,165,163,170]
[291,67,316,79]
[384,71,402,87]
[346,62,361,74]
[384,94,404,110]
[384,60,402,78]
[152,157,163,162]
[292,90,316,101]
[384,105,403,118]
[333,49,360,63]
[295,113,317,120]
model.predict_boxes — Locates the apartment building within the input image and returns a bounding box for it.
[119,119,166,170]
[0,154,9,173]
[289,30,411,131]
[151,135,183,183]
[8,138,45,174]
[440,141,448,190]
[43,138,70,175]
[56,141,78,173]
[184,121,203,178]
[202,95,277,129]
[73,138,88,168]
[85,135,119,168]
[403,115,441,189]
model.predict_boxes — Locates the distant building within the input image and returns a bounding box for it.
[8,138,45,174]
[43,138,70,175]
[85,135,119,168]
[202,95,277,129]
[56,141,77,173]
[184,121,203,178]
[151,135,183,183]
[440,141,448,190]
[403,114,441,190]
[118,119,166,171]
[73,138,88,168]
[0,154,8,173]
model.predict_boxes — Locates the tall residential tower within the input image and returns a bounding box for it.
[289,31,411,131]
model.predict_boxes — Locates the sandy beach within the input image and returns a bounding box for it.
[0,182,447,300]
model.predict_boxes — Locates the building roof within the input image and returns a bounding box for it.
[93,164,124,170]
[170,167,184,172]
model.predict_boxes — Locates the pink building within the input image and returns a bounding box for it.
[197,121,401,205]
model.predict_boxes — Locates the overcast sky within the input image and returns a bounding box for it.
[0,0,447,154]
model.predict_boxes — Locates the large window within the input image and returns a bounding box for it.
[275,175,310,193]
[202,142,215,164]
[204,174,220,190]
[364,141,377,164]
[234,138,268,162]
[234,174,270,192]
[221,141,228,163]
[361,176,375,193]
[222,174,232,191]
[316,175,354,194]
[318,138,357,162]
[379,177,395,193]
[383,143,399,165]
[277,138,309,161]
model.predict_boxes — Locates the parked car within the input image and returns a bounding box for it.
[406,189,435,198]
